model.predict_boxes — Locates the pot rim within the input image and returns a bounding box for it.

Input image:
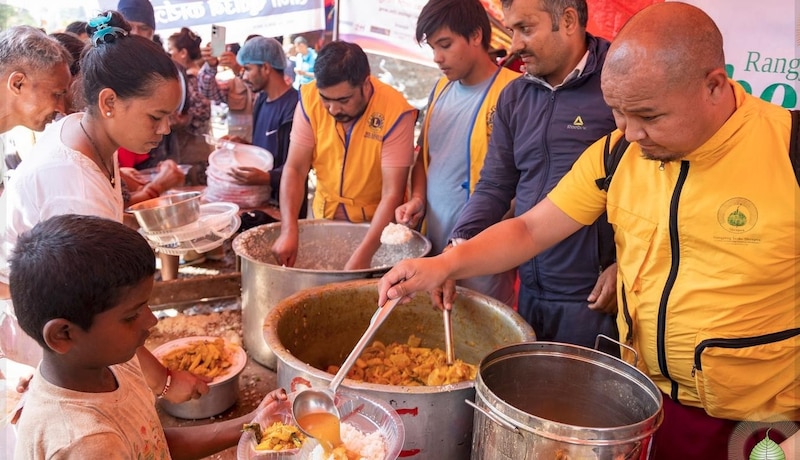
[264,279,536,394]
[231,220,431,274]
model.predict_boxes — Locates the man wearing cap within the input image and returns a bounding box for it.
[273,41,417,270]
[227,36,304,214]
[117,0,156,40]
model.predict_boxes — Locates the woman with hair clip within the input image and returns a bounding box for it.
[4,10,209,404]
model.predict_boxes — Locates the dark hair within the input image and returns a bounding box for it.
[9,214,156,348]
[65,21,88,36]
[81,10,178,114]
[226,42,241,55]
[169,27,202,60]
[416,0,491,50]
[314,40,370,89]
[501,0,588,30]
[50,32,86,76]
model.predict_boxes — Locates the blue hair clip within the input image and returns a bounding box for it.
[89,12,128,46]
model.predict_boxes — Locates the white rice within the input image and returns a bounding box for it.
[308,422,387,460]
[380,223,413,245]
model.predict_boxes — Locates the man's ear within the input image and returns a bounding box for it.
[706,67,730,103]
[561,7,579,35]
[470,29,483,48]
[42,319,77,355]
[7,71,26,94]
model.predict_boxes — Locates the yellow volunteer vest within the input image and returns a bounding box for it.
[301,76,417,222]
[420,66,518,194]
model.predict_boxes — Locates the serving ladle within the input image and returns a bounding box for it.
[291,297,402,448]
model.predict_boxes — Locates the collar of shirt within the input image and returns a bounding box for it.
[523,50,590,90]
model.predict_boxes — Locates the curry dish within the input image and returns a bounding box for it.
[243,421,306,451]
[326,335,477,386]
[160,337,234,379]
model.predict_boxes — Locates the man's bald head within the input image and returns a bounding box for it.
[605,2,724,90]
[600,2,735,162]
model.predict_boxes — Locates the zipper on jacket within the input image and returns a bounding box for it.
[657,160,689,402]
[691,328,800,377]
[620,287,633,343]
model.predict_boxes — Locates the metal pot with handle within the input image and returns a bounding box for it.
[469,339,663,460]
[264,279,536,459]
[232,220,431,368]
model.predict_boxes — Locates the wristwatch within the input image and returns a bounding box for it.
[448,238,466,248]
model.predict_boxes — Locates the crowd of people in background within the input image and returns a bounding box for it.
[0,0,797,459]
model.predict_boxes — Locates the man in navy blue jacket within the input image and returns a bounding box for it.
[446,0,619,350]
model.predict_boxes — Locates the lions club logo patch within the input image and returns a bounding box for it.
[368,113,384,130]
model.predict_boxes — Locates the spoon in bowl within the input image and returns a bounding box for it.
[292,297,402,449]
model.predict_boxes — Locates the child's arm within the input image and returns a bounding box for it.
[163,388,288,460]
[136,346,211,403]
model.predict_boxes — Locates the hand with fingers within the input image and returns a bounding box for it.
[394,196,425,229]
[377,256,451,308]
[587,263,618,315]
[163,369,212,403]
[272,231,298,267]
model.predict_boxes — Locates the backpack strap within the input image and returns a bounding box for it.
[595,134,630,192]
[594,112,799,189]
[790,110,800,187]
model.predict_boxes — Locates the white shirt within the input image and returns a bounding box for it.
[2,113,122,283]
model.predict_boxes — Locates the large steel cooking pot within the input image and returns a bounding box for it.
[232,220,431,368]
[264,279,536,460]
[470,342,663,460]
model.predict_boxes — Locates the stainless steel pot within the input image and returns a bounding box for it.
[470,342,663,460]
[232,220,431,369]
[264,279,536,460]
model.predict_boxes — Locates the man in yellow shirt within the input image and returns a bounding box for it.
[378,3,799,459]
[274,41,418,269]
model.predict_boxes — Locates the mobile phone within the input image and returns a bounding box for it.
[211,24,226,57]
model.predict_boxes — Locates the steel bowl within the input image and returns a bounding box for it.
[126,191,202,232]
[151,336,247,419]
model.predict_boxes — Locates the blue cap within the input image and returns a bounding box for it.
[117,0,156,31]
[237,36,285,70]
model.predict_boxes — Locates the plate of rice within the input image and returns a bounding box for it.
[295,388,404,460]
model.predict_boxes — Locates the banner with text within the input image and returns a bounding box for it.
[337,0,432,67]
[98,0,325,45]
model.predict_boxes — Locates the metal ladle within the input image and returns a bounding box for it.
[291,297,402,439]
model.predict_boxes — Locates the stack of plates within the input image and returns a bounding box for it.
[205,143,273,208]
[140,202,240,255]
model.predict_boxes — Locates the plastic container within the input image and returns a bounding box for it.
[140,202,240,255]
[236,399,305,459]
[294,388,405,460]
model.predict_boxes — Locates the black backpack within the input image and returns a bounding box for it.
[596,109,800,191]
